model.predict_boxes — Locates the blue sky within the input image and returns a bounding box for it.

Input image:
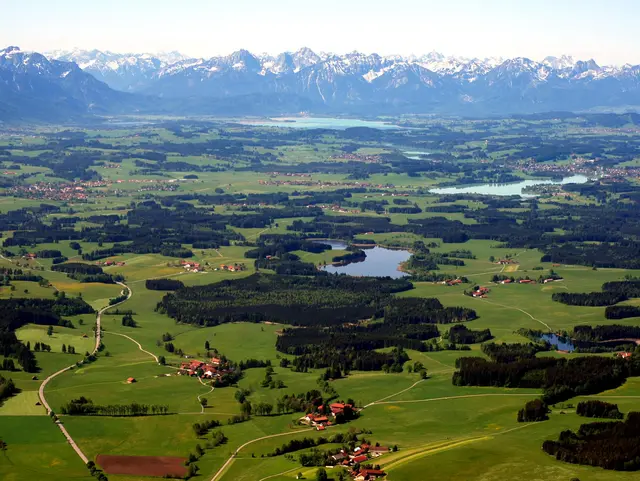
[3,0,639,64]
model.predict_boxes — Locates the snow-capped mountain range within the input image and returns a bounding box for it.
[3,45,640,121]
[45,47,632,91]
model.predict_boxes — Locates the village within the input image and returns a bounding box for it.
[297,403,388,479]
[178,356,228,381]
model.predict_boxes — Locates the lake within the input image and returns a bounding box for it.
[429,174,590,197]
[240,117,402,130]
[318,240,411,278]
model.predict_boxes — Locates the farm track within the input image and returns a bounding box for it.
[380,423,536,473]
[210,428,315,481]
[105,331,159,362]
[197,377,215,414]
[37,281,131,466]
[373,393,535,406]
[363,379,425,408]
[258,466,302,481]
[476,297,553,331]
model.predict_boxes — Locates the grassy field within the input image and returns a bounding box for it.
[3,240,640,481]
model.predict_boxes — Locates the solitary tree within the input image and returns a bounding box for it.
[200,398,208,409]
[315,468,328,481]
[241,401,252,416]
[47,326,53,337]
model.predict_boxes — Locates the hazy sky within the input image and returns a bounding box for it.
[3,0,639,64]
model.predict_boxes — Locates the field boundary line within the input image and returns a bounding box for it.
[37,281,131,466]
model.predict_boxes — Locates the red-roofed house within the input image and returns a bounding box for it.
[330,402,353,415]
[370,446,389,456]
[352,454,368,464]
[358,469,386,480]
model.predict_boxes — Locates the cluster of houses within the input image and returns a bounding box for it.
[498,278,535,285]
[471,287,490,298]
[303,402,354,430]
[216,263,246,272]
[178,357,225,379]
[495,258,518,265]
[180,260,203,273]
[330,153,382,164]
[329,443,389,480]
[617,352,633,360]
[496,277,563,285]
[97,260,126,267]
[543,277,564,284]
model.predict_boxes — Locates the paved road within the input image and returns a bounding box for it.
[37,281,131,466]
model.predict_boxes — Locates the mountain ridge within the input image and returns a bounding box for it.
[3,45,640,121]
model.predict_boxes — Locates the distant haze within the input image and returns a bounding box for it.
[3,0,640,66]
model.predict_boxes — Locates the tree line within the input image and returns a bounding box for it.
[59,397,170,416]
[552,292,625,307]
[145,278,185,291]
[576,400,623,419]
[453,347,640,404]
[543,412,640,471]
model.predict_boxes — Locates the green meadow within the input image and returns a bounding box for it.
[1,123,640,481]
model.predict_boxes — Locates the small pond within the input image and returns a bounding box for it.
[539,334,576,352]
[316,240,411,278]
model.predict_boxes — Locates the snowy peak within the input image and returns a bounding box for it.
[543,55,576,70]
[44,48,188,91]
[0,46,22,57]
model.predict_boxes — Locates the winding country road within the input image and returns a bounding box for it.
[37,281,131,465]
